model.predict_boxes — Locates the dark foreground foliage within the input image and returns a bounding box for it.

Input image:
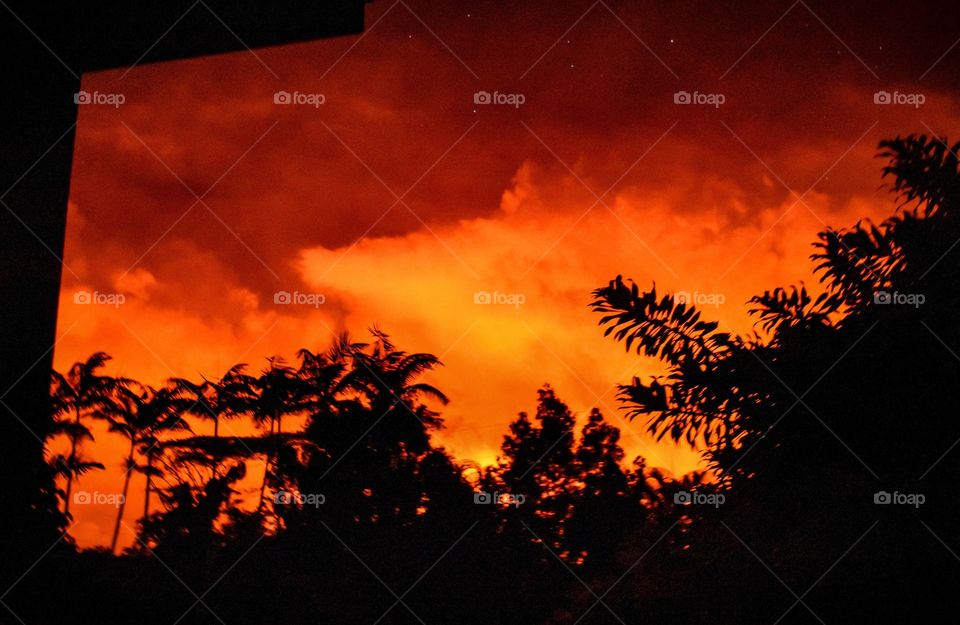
[6,135,960,624]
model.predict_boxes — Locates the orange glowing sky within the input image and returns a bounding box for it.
[54,0,960,547]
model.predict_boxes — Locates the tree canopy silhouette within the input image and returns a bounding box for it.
[9,135,960,624]
[590,134,960,622]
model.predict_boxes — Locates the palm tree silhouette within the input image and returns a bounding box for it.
[106,385,191,553]
[172,365,256,478]
[296,344,349,416]
[343,328,448,454]
[49,352,124,517]
[252,357,304,514]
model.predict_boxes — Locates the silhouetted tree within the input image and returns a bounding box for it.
[138,462,247,555]
[30,131,960,625]
[172,364,256,478]
[565,407,638,567]
[591,135,960,623]
[106,385,190,552]
[493,385,576,546]
[49,352,123,516]
[251,357,304,515]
